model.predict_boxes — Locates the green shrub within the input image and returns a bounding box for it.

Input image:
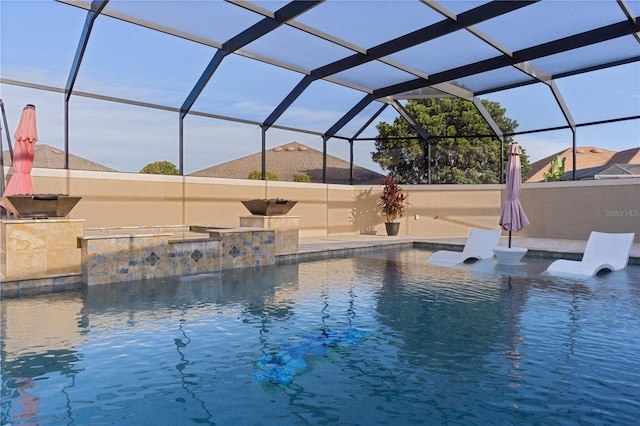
[543,155,566,181]
[293,173,311,183]
[139,161,179,175]
[248,170,279,181]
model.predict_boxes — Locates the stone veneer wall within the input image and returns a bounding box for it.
[215,228,276,270]
[1,218,84,280]
[79,225,276,285]
[238,215,299,255]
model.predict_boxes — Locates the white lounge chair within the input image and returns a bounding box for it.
[427,228,501,266]
[546,231,635,278]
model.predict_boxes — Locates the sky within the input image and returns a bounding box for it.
[1,0,638,175]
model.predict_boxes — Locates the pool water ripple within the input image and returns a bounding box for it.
[2,248,639,425]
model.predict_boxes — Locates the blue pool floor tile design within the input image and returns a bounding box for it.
[253,326,369,385]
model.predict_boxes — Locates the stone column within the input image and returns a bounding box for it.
[1,218,84,280]
[239,215,299,255]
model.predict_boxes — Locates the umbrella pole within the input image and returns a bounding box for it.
[508,230,512,248]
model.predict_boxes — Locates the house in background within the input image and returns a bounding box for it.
[526,146,640,182]
[2,144,115,172]
[189,141,386,185]
[560,163,640,180]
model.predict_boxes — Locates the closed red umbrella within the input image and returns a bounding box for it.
[499,142,530,248]
[0,104,38,211]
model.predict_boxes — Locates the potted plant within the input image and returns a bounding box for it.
[377,175,407,236]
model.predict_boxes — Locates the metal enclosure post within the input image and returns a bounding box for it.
[322,136,328,183]
[349,139,354,185]
[0,100,12,158]
[178,115,184,175]
[500,137,505,184]
[261,126,267,181]
[64,101,69,169]
[65,1,108,170]
[390,100,431,183]
[572,130,577,181]
[428,140,432,184]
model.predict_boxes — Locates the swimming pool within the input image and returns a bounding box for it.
[2,248,639,425]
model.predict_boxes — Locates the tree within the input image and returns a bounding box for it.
[248,170,279,181]
[139,161,179,175]
[293,173,311,183]
[543,155,565,181]
[372,98,529,184]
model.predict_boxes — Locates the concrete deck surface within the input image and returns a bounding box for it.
[297,235,640,265]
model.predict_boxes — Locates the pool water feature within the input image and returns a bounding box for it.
[2,248,639,425]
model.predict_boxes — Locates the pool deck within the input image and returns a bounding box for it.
[295,235,640,265]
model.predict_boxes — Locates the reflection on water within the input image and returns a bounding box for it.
[2,249,639,425]
[2,295,85,362]
[7,378,39,426]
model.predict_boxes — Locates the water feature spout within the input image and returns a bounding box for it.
[241,199,297,216]
[3,194,81,218]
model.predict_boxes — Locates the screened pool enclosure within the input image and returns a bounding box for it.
[1,0,638,181]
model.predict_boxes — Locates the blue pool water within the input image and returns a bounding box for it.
[2,248,639,425]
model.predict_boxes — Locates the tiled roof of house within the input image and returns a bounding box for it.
[561,163,640,180]
[189,141,385,185]
[526,146,640,182]
[2,144,115,172]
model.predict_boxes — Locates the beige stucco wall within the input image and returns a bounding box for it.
[518,179,640,241]
[3,167,639,242]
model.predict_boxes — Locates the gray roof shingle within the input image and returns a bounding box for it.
[189,142,385,185]
[2,144,115,172]
[526,146,640,182]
